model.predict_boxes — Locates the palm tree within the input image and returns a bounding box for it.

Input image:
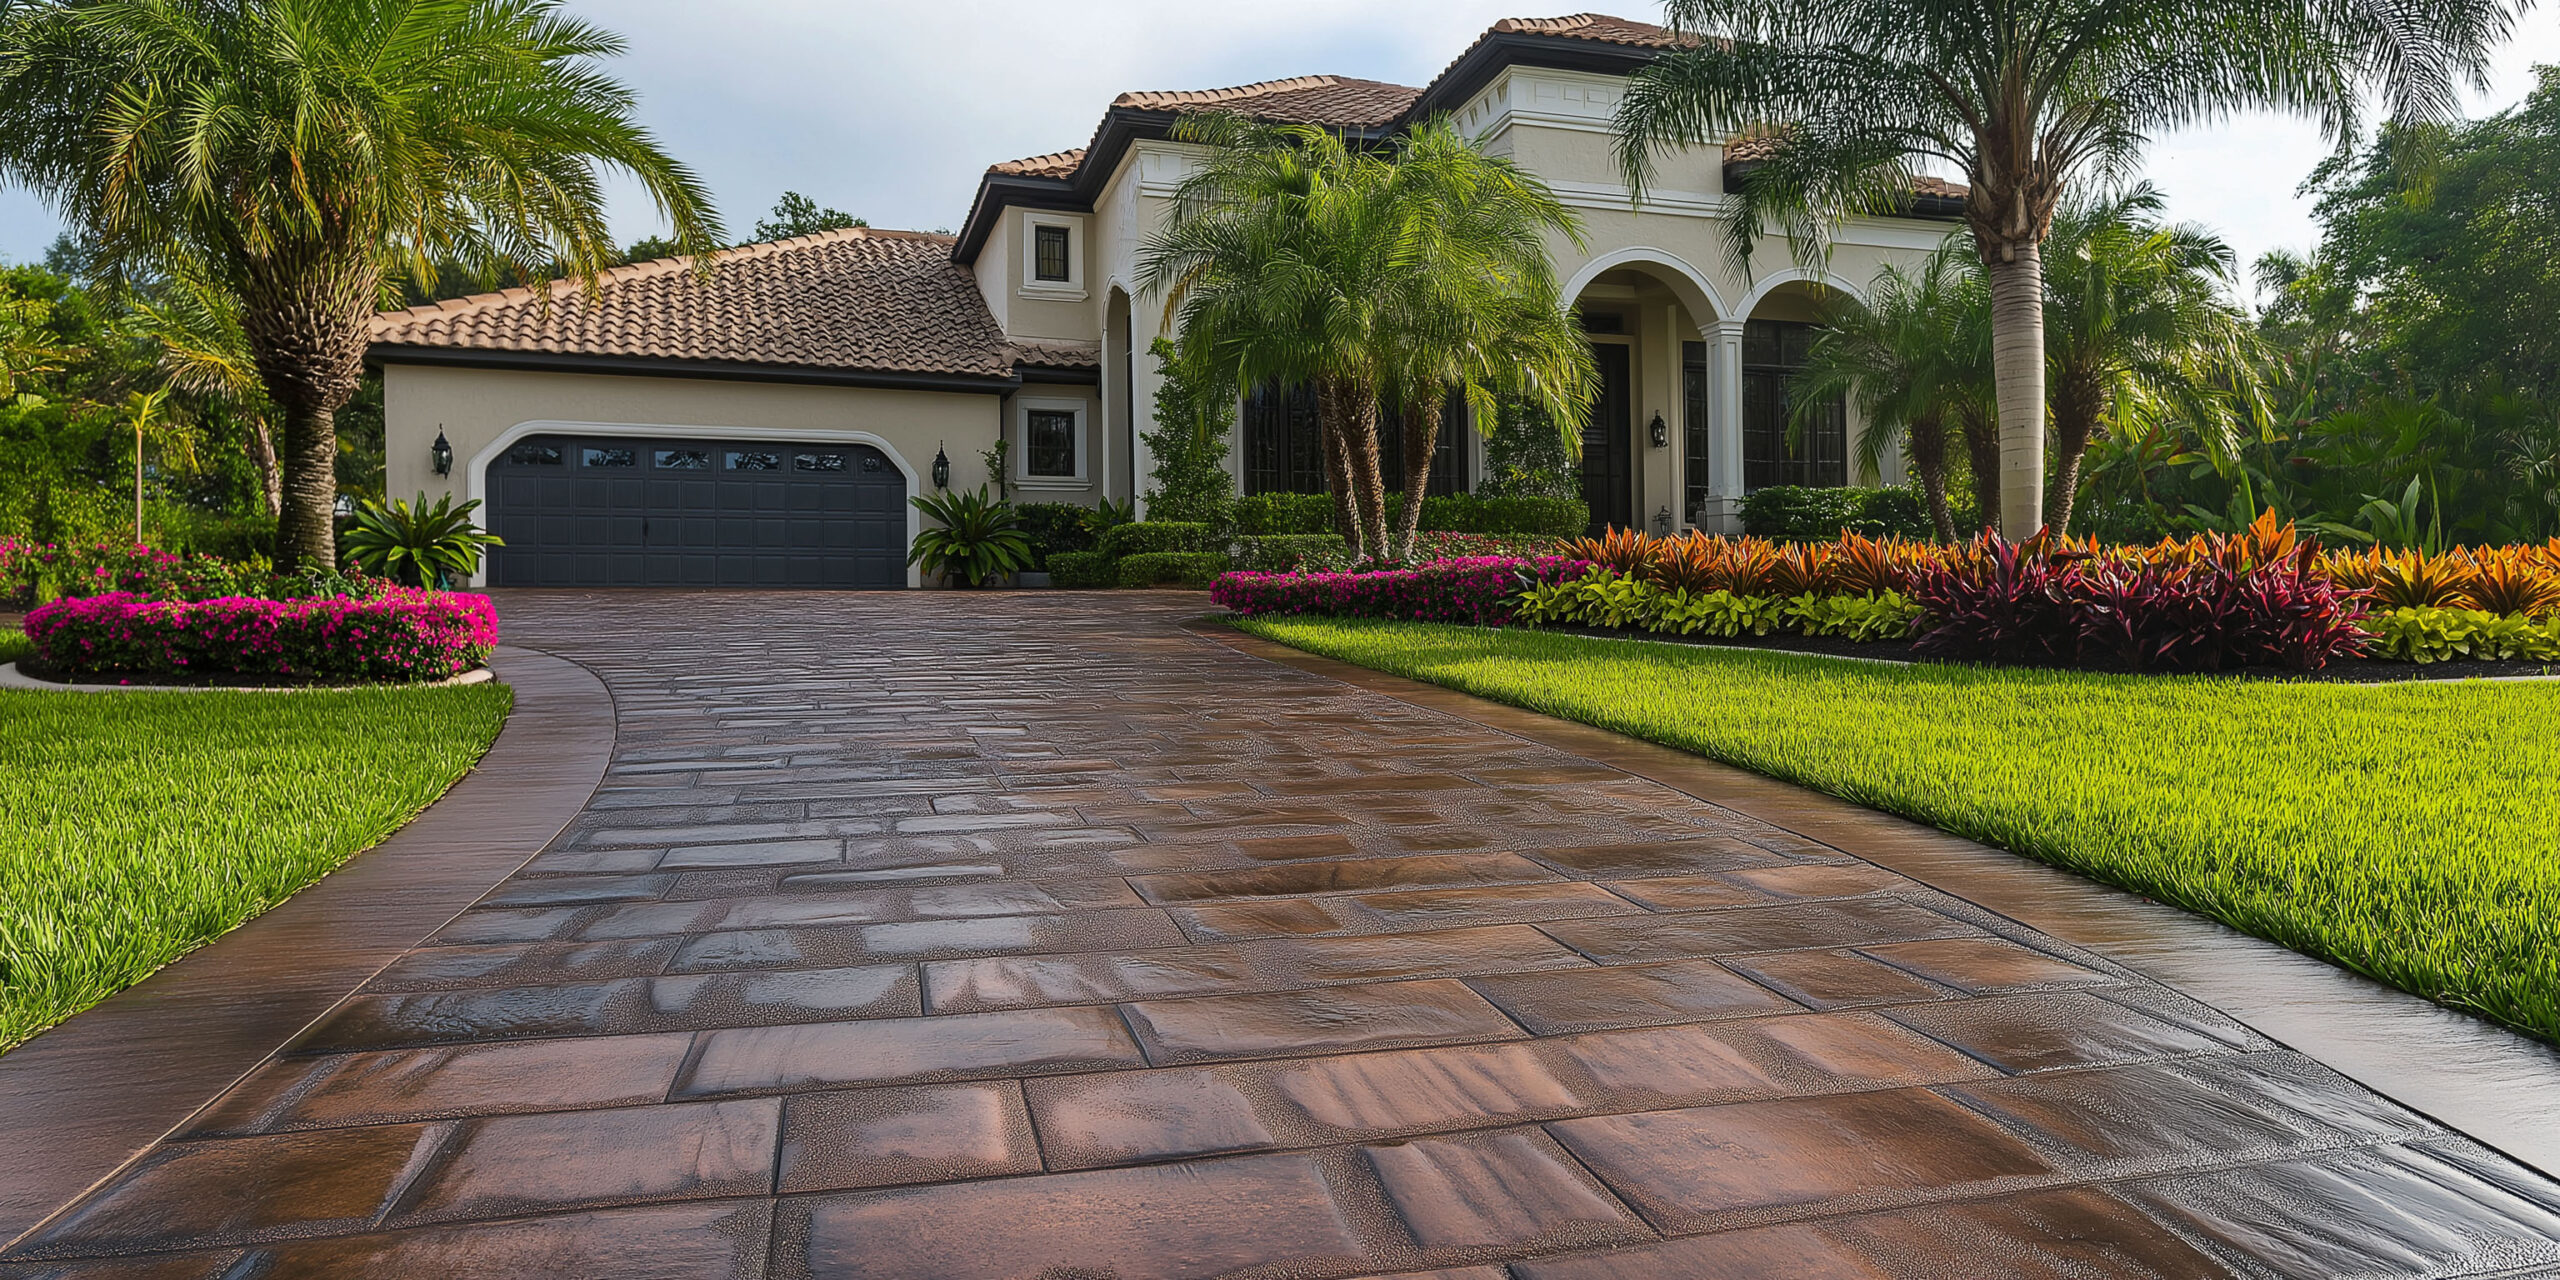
[1791,245,1992,541]
[1369,118,1595,561]
[1612,0,2521,540]
[2042,185,2269,535]
[134,270,280,516]
[0,0,721,569]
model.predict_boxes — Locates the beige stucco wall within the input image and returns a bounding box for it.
[382,363,1009,586]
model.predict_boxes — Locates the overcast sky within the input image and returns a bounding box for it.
[1,1,2553,302]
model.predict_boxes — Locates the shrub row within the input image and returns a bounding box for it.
[1116,552,1230,589]
[1740,485,1950,541]
[1,538,283,607]
[1514,570,1923,642]
[2365,607,2560,663]
[1228,492,1588,538]
[1212,556,1590,626]
[24,589,500,684]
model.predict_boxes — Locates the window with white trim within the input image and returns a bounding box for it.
[1018,214,1084,297]
[1014,398,1087,486]
[1034,226,1070,283]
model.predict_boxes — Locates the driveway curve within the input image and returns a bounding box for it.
[7,590,2558,1278]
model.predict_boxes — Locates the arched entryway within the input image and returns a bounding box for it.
[1561,251,1730,535]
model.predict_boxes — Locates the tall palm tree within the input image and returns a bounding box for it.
[1140,114,1394,558]
[0,0,721,569]
[1791,245,1992,541]
[1369,118,1594,561]
[2042,184,2269,535]
[1612,0,2521,540]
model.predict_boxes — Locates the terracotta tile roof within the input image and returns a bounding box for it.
[1111,74,1422,128]
[1485,13,1694,49]
[368,228,1089,379]
[990,149,1085,179]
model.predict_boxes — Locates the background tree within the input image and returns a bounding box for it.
[134,270,279,516]
[751,191,865,244]
[1612,0,2524,541]
[0,0,722,569]
[1140,338,1238,525]
[1792,246,1992,541]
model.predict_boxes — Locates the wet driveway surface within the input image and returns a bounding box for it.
[10,590,2560,1277]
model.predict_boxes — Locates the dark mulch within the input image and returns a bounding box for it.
[1545,626,2557,684]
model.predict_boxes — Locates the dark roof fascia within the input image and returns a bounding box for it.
[1014,361,1102,386]
[1404,31,1663,122]
[1722,161,1971,222]
[367,344,1024,395]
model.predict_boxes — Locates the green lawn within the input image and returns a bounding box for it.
[1241,618,2560,1043]
[0,628,29,667]
[0,682,511,1052]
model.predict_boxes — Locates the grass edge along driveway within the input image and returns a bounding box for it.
[1239,617,2560,1045]
[0,680,512,1053]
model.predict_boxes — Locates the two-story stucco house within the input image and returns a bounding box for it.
[367,13,1964,589]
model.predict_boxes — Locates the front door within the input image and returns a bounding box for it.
[1580,342,1634,535]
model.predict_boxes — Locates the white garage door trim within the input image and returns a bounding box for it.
[467,419,926,589]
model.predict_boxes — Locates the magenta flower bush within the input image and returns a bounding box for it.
[23,589,500,684]
[1212,555,1590,626]
[1,539,285,607]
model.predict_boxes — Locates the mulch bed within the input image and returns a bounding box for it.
[1545,626,2557,684]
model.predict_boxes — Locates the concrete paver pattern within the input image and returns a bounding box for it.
[8,591,2560,1278]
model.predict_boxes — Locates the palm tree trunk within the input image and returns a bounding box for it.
[1986,244,2048,540]
[1393,396,1445,562]
[1908,412,1955,543]
[1957,402,2000,537]
[1324,377,1390,563]
[1317,383,1362,560]
[248,416,283,518]
[238,254,377,572]
[2046,377,2103,538]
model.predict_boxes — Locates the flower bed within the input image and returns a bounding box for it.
[22,589,500,685]
[1213,555,1590,626]
[1,538,281,607]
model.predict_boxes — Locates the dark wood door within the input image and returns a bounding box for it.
[1580,342,1634,534]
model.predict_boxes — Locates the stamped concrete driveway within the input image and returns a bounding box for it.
[11,591,2560,1278]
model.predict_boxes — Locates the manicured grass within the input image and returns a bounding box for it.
[0,683,511,1053]
[1242,618,2560,1042]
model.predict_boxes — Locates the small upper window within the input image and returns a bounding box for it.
[580,447,635,468]
[506,442,563,466]
[1026,410,1077,477]
[1033,224,1071,283]
[654,449,712,471]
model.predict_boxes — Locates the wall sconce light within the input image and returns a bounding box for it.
[430,429,453,477]
[1648,412,1669,449]
[931,444,951,490]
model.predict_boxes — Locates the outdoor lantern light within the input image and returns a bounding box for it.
[931,444,951,490]
[1648,411,1669,449]
[333,493,354,519]
[430,429,454,477]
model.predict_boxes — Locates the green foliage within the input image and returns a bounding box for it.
[1115,551,1228,589]
[1142,338,1236,525]
[751,191,863,244]
[0,629,28,667]
[2365,607,2560,664]
[1228,534,1348,572]
[1418,492,1592,538]
[0,682,510,1052]
[907,487,1033,588]
[1786,590,1925,640]
[1013,502,1096,571]
[1046,550,1116,589]
[1242,618,2560,1041]
[980,437,1012,502]
[1742,486,1938,540]
[1083,497,1137,540]
[1478,400,1580,499]
[1097,521,1211,559]
[1517,564,1924,643]
[340,492,502,588]
[1232,493,1338,536]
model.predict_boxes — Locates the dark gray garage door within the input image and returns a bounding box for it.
[484,433,907,588]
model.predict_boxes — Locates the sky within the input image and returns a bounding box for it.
[1,0,2554,303]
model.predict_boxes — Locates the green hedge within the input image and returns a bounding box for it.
[1098,521,1213,558]
[1741,486,1937,540]
[1230,491,1588,538]
[1014,502,1097,571]
[1047,550,1116,589]
[1116,551,1228,589]
[1229,534,1347,572]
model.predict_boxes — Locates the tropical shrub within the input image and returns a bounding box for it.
[2364,608,2560,664]
[1014,502,1098,571]
[1097,521,1213,559]
[1140,338,1236,526]
[1231,493,1338,536]
[1116,552,1230,589]
[1214,556,1590,626]
[1229,534,1348,572]
[1047,550,1115,590]
[23,589,498,684]
[2,540,279,606]
[1298,530,1563,572]
[1422,493,1590,538]
[1788,591,1925,640]
[1743,486,1939,540]
[907,487,1033,588]
[341,492,503,588]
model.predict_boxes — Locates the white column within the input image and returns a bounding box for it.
[1706,319,1747,534]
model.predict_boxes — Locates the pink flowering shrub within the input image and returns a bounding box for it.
[1212,555,1591,626]
[1,539,285,606]
[23,589,500,684]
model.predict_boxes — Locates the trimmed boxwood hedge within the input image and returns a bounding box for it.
[1228,492,1588,538]
[1741,486,1938,540]
[1013,502,1097,571]
[1098,521,1213,559]
[1116,551,1229,589]
[1229,534,1347,572]
[1048,550,1116,589]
